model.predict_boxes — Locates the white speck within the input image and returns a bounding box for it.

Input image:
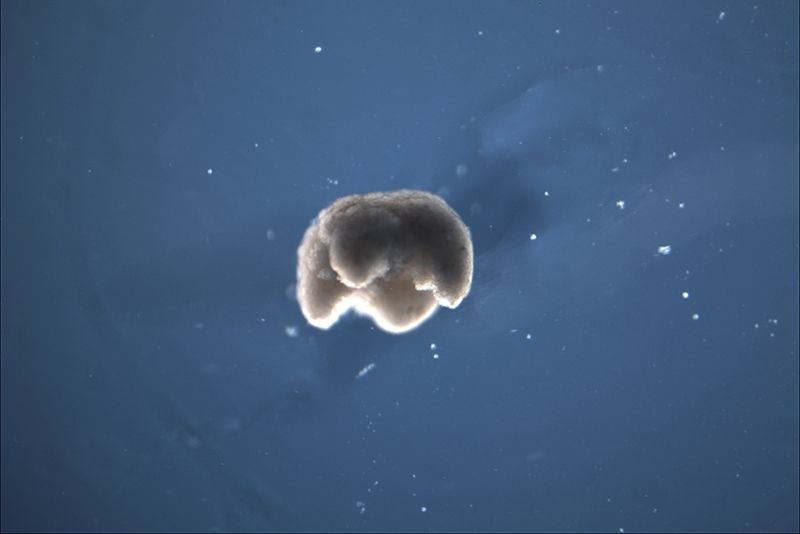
[430,343,437,350]
[544,190,550,197]
[554,28,561,34]
[619,529,625,533]
[356,362,376,379]
[616,200,625,210]
[692,313,700,321]
[477,30,484,36]
[667,151,678,159]
[206,168,213,175]
[420,506,427,512]
[314,46,322,53]
[529,233,538,241]
[596,64,605,73]
[717,11,726,22]
[254,142,259,148]
[678,202,685,209]
[768,318,779,325]
[355,501,366,514]
[611,166,620,173]
[657,245,672,256]
[285,325,299,338]
[433,353,439,359]
[455,163,468,177]
[682,291,690,299]
[720,145,726,151]
[266,229,275,240]
[526,333,532,340]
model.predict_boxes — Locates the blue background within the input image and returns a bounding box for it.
[2,1,798,532]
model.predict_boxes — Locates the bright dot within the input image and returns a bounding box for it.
[667,151,678,159]
[314,46,322,53]
[657,245,672,255]
[266,229,275,240]
[596,64,604,73]
[356,362,376,379]
[420,506,427,513]
[544,191,550,197]
[554,28,561,34]
[692,313,700,321]
[682,291,690,299]
[206,168,213,175]
[477,30,484,36]
[430,343,437,350]
[526,333,532,340]
[285,325,299,337]
[616,200,625,210]
[717,11,726,22]
[433,353,439,359]
[455,163,468,177]
[678,202,685,209]
[529,233,537,241]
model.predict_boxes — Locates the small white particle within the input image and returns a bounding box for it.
[720,145,726,151]
[356,363,376,379]
[657,245,672,256]
[433,353,439,360]
[455,163,468,177]
[667,151,678,159]
[596,64,605,73]
[206,168,213,175]
[616,200,625,210]
[314,46,322,53]
[611,166,620,173]
[544,191,550,197]
[682,291,690,299]
[430,343,437,350]
[554,28,561,34]
[285,325,299,338]
[526,333,532,340]
[266,229,275,240]
[692,313,700,321]
[529,233,537,241]
[254,142,259,148]
[477,30,484,36]
[678,202,685,209]
[717,11,726,22]
[420,506,427,512]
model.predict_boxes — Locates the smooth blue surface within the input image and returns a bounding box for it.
[2,1,798,532]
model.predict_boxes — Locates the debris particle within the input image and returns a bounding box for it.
[616,200,625,210]
[206,168,213,175]
[529,233,538,241]
[314,46,322,53]
[356,362,376,379]
[657,245,672,256]
[285,325,299,338]
[682,291,690,299]
[692,313,700,321]
[667,151,678,159]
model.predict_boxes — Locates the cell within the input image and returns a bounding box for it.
[296,190,473,334]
